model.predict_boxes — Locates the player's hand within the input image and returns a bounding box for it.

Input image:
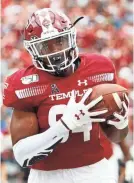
[107,94,129,130]
[60,89,108,130]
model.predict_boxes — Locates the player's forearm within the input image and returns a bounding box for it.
[100,123,128,143]
[13,121,68,167]
[118,140,131,161]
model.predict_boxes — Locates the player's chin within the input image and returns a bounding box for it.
[55,66,74,77]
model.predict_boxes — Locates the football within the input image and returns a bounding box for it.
[86,84,128,120]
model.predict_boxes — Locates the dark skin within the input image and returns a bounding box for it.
[100,123,128,143]
[10,109,39,145]
[39,36,76,77]
[119,140,131,161]
[38,36,68,57]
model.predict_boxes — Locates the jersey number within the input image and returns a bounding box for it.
[48,105,92,143]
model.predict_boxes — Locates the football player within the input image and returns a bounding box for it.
[3,8,129,183]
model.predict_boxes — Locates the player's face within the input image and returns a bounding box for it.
[35,35,69,56]
[35,35,70,68]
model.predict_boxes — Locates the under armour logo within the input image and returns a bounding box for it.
[75,110,85,120]
[77,80,88,86]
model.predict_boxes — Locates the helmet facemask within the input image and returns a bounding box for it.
[24,28,78,73]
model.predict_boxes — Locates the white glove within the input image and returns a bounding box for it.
[60,88,108,130]
[107,94,129,130]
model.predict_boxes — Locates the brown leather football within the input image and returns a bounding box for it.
[86,84,128,120]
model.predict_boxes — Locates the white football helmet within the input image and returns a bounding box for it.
[23,8,79,74]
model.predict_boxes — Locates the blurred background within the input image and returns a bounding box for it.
[0,0,133,183]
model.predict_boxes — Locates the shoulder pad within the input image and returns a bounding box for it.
[3,66,40,110]
[81,53,115,69]
[80,53,117,83]
[3,70,24,109]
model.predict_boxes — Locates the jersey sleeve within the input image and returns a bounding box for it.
[3,72,33,111]
[98,54,117,84]
[86,53,117,84]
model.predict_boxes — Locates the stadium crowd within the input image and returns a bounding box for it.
[1,0,133,183]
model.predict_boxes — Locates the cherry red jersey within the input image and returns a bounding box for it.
[100,130,113,159]
[3,53,116,170]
